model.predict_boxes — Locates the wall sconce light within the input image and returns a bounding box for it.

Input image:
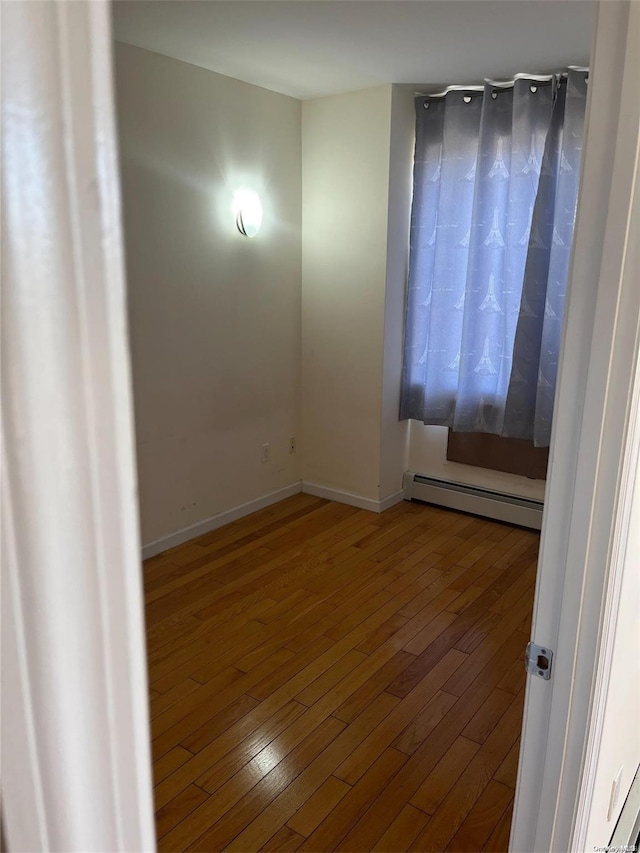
[234,189,262,238]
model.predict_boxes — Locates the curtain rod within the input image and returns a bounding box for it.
[415,67,589,99]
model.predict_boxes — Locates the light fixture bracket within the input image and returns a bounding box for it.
[234,189,262,238]
[236,211,250,236]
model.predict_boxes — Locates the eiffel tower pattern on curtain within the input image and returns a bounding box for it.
[517,292,538,318]
[560,151,573,172]
[428,160,442,183]
[528,219,547,249]
[462,161,476,182]
[445,350,461,371]
[488,137,509,180]
[521,132,541,175]
[474,337,498,375]
[517,205,534,246]
[544,298,559,318]
[479,273,503,313]
[483,208,506,247]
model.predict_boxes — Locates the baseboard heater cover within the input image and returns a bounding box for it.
[402,471,543,530]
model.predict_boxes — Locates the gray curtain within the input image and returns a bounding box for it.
[400,70,587,446]
[503,72,587,445]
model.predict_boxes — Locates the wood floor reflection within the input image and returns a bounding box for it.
[144,495,538,851]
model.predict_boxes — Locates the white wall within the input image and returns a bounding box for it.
[301,85,396,502]
[114,43,302,546]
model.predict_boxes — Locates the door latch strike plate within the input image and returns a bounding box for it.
[525,642,553,680]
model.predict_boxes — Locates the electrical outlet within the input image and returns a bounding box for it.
[261,443,270,464]
[289,435,296,454]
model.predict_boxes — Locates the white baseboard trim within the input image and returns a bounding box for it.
[141,481,302,560]
[301,482,405,514]
[378,489,406,512]
[142,480,407,559]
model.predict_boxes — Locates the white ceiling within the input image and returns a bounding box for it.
[112,0,594,100]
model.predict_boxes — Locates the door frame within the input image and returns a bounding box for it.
[1,1,155,849]
[511,1,640,850]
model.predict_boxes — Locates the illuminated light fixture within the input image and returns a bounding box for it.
[234,189,262,237]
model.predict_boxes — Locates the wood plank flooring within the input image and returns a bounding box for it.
[144,494,539,852]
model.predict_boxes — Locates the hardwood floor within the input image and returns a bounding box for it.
[144,494,539,852]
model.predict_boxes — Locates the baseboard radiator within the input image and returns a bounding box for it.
[403,471,543,531]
